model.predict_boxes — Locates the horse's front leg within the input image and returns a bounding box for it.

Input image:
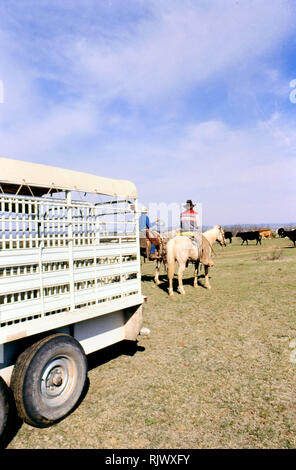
[177,262,186,295]
[194,261,199,288]
[146,239,151,260]
[204,265,211,289]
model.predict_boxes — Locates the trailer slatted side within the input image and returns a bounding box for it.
[0,193,141,328]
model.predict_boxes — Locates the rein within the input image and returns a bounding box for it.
[204,227,226,257]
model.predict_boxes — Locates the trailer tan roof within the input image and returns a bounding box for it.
[0,157,137,198]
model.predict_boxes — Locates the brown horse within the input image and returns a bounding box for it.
[140,228,166,262]
[140,230,153,261]
[166,226,226,296]
[145,229,178,284]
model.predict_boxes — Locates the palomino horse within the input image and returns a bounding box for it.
[166,226,226,296]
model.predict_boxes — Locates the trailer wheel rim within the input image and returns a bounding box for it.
[40,356,77,407]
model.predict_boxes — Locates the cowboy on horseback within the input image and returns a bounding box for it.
[139,205,160,237]
[180,199,201,247]
[180,199,214,267]
[139,205,160,260]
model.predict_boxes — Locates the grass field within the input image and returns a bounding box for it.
[7,236,296,449]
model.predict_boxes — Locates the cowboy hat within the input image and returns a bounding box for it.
[140,205,148,213]
[183,199,196,208]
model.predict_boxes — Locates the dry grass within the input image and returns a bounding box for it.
[254,247,283,261]
[6,237,296,449]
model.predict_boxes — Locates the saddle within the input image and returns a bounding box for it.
[179,231,202,248]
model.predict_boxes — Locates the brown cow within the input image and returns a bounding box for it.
[259,229,272,239]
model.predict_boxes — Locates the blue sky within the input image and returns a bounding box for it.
[0,0,295,225]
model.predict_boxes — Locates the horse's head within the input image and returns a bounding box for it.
[215,226,226,247]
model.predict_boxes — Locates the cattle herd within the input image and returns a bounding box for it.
[141,226,296,263]
[223,227,296,246]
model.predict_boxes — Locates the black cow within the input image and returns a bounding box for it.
[236,231,261,245]
[278,228,296,246]
[224,231,233,244]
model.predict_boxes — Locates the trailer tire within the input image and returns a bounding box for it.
[10,333,87,428]
[0,376,10,447]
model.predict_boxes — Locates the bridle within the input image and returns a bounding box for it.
[216,226,226,247]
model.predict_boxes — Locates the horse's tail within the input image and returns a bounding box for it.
[200,236,215,267]
[166,239,175,280]
[160,238,168,268]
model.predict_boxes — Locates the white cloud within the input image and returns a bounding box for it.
[0,26,98,162]
[99,116,296,225]
[62,0,294,105]
[0,29,36,125]
[0,102,97,160]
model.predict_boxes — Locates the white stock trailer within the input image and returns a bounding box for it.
[0,158,144,442]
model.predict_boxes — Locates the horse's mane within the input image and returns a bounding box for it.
[203,225,221,234]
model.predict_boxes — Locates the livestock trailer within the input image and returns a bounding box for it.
[0,158,144,443]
